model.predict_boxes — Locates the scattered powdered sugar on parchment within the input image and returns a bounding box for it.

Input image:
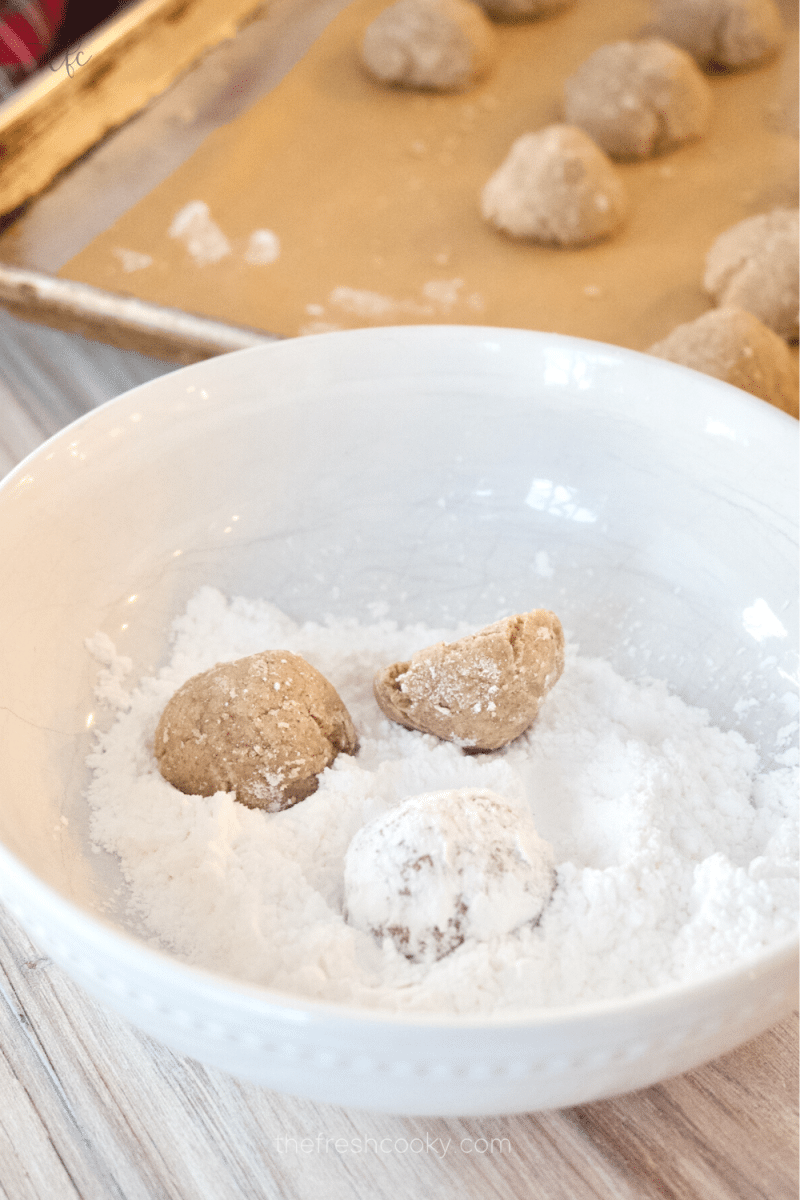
[328,286,432,318]
[85,587,798,1014]
[299,282,487,333]
[113,248,154,273]
[421,278,464,308]
[169,201,231,266]
[244,229,281,265]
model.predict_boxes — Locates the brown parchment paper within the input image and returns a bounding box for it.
[60,0,798,351]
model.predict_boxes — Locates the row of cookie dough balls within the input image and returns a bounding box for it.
[361,0,787,248]
[361,0,787,93]
[649,208,799,416]
[360,0,798,412]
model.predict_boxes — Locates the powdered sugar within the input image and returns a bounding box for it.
[168,201,231,266]
[85,586,798,1014]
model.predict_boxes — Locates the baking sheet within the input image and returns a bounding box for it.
[60,0,799,352]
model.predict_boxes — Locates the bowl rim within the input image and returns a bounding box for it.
[0,324,797,1031]
[3,323,799,488]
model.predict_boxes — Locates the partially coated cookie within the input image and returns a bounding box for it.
[344,788,556,963]
[374,609,565,750]
[154,651,358,811]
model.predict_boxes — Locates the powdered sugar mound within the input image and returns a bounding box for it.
[85,587,798,1013]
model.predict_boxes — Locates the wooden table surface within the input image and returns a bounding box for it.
[0,1,797,1193]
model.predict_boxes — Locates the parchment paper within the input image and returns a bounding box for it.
[60,0,798,351]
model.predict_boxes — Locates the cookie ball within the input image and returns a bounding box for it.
[154,651,359,812]
[481,125,627,246]
[360,0,497,91]
[704,209,799,341]
[648,305,799,415]
[563,39,711,160]
[474,0,573,22]
[344,788,555,963]
[374,608,564,751]
[651,0,784,70]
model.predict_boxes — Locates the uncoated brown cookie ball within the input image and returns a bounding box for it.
[360,0,497,92]
[563,39,711,160]
[651,0,785,71]
[648,305,799,416]
[373,609,565,750]
[704,209,799,341]
[481,124,627,246]
[154,651,359,811]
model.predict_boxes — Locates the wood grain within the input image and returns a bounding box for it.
[0,903,796,1200]
[0,307,796,1199]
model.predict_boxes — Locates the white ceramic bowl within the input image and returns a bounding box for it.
[0,326,796,1116]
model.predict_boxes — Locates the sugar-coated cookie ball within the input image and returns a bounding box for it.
[154,651,359,811]
[651,0,784,70]
[648,305,799,415]
[474,0,573,22]
[374,609,564,750]
[704,209,799,341]
[360,0,497,91]
[563,39,711,160]
[481,124,627,245]
[344,788,556,963]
